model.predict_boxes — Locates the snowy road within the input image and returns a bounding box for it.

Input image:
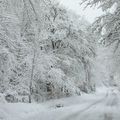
[59,88,119,120]
[0,87,120,120]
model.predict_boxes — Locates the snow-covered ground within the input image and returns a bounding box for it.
[0,87,120,120]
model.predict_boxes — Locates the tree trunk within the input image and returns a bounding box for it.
[29,48,36,103]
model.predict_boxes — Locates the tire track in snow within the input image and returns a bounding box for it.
[103,89,119,120]
[59,91,109,120]
[104,113,113,120]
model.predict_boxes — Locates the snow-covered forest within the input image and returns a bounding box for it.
[0,0,120,120]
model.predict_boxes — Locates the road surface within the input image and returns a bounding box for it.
[25,87,120,120]
[58,87,120,120]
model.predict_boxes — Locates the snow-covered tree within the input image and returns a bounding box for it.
[81,0,120,87]
[0,0,96,103]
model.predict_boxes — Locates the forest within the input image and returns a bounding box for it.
[0,0,97,103]
[0,0,120,120]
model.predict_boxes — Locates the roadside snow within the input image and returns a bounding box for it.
[0,103,46,120]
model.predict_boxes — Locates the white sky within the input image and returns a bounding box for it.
[58,0,104,23]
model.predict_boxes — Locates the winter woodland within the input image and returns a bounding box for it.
[0,0,120,120]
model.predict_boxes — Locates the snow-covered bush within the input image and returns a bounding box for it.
[0,93,6,103]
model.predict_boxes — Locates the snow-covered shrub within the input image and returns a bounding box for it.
[0,93,6,103]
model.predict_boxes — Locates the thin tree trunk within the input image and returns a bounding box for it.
[29,48,36,103]
[82,58,91,93]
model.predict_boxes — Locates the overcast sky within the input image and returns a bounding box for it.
[58,0,104,23]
